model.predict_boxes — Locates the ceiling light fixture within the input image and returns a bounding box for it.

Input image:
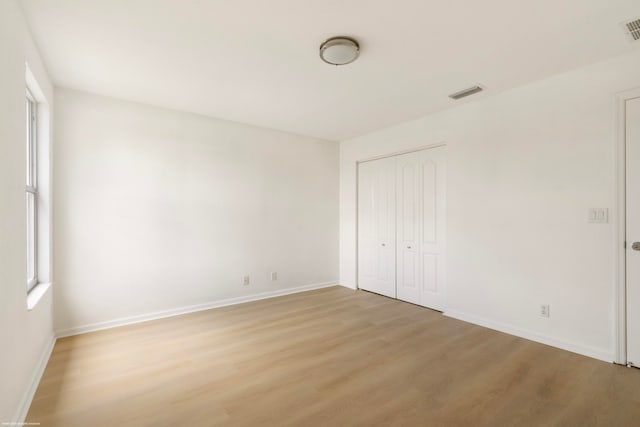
[319,37,360,66]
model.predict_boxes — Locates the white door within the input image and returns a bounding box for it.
[396,147,446,310]
[357,156,396,298]
[627,97,640,365]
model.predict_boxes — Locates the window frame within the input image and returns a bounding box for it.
[26,88,38,292]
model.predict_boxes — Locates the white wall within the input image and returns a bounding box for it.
[340,50,640,362]
[0,0,55,422]
[54,89,339,333]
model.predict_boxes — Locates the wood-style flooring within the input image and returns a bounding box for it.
[27,286,640,426]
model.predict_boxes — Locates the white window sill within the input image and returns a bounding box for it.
[27,282,51,311]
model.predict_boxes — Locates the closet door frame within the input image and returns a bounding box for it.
[615,87,640,366]
[355,142,446,303]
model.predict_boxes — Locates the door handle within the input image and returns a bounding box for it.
[633,242,640,251]
[407,246,412,249]
[381,243,386,247]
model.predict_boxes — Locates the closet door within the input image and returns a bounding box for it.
[396,151,421,305]
[627,97,640,365]
[396,147,446,310]
[357,157,396,298]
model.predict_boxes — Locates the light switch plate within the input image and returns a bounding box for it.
[587,208,608,223]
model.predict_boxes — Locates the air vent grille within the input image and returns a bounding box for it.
[449,85,483,100]
[624,18,640,41]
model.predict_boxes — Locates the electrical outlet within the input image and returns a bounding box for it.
[271,272,277,281]
[243,275,250,286]
[540,304,550,318]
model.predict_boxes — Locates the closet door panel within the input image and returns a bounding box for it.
[422,254,438,292]
[396,153,421,305]
[359,147,445,308]
[357,157,396,298]
[357,163,375,286]
[419,147,446,310]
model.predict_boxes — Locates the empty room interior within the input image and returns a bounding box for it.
[4,0,640,425]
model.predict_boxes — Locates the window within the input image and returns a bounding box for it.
[26,89,38,292]
[25,65,51,308]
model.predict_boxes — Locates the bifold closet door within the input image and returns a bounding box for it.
[396,147,446,310]
[357,156,396,298]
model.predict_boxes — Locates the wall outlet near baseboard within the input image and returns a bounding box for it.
[243,275,250,286]
[271,272,277,281]
[540,304,550,318]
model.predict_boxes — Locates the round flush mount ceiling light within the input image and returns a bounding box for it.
[319,37,360,66]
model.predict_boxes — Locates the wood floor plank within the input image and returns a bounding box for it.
[26,286,640,426]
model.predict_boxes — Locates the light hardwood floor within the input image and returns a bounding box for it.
[27,286,640,426]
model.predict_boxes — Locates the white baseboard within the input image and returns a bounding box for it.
[56,282,337,338]
[338,281,356,289]
[13,334,56,424]
[443,309,613,363]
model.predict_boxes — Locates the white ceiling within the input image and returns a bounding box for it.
[20,0,640,141]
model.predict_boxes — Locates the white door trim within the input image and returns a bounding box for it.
[356,142,446,164]
[614,87,640,365]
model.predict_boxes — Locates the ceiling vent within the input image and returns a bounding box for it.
[622,18,640,41]
[448,85,484,100]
